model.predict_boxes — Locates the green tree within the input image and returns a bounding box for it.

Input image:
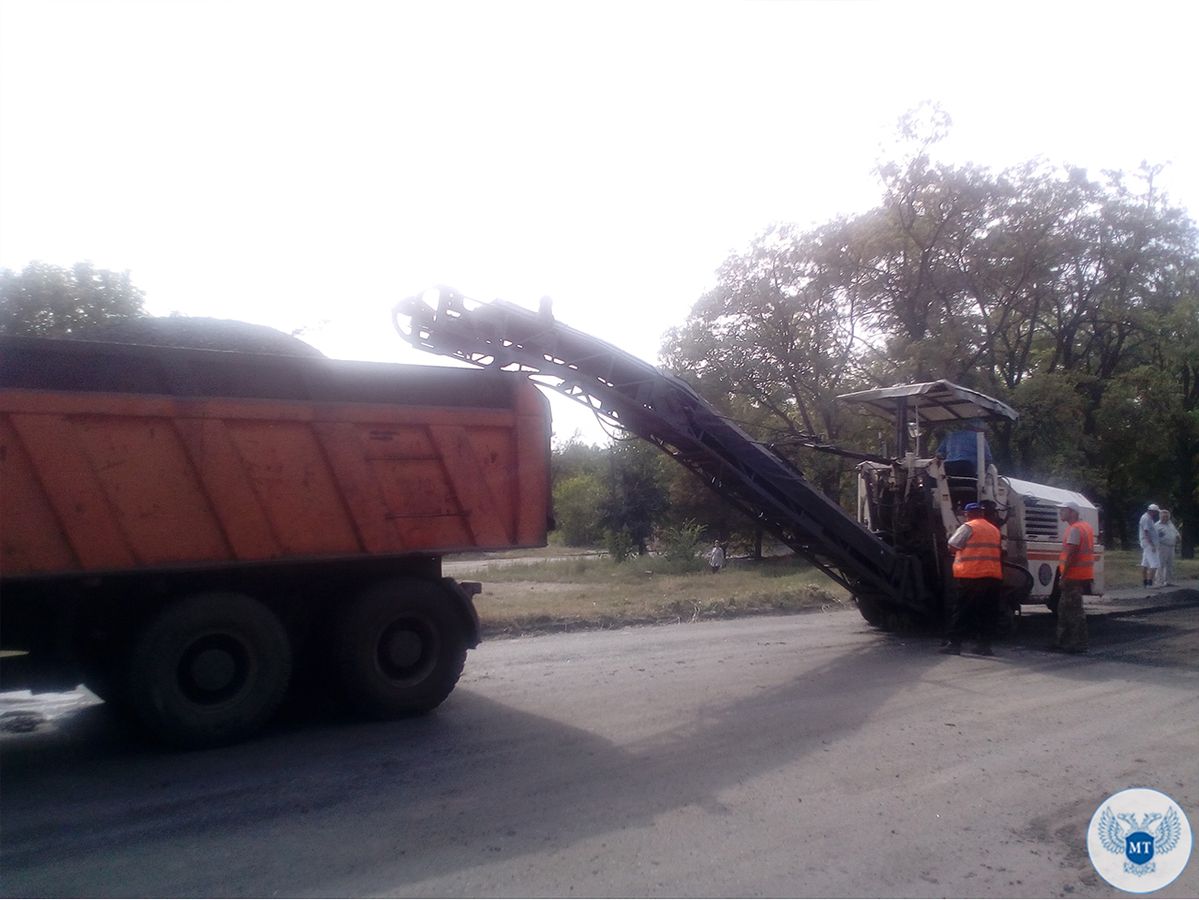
[662,222,875,504]
[0,261,146,336]
[553,472,606,546]
[551,433,608,482]
[598,440,670,555]
[658,518,705,565]
[549,436,608,546]
[549,436,674,553]
[1007,373,1093,486]
[1127,291,1199,556]
[661,455,764,555]
[663,109,1199,552]
[1093,369,1177,547]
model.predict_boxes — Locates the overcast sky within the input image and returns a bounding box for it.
[2,0,1196,443]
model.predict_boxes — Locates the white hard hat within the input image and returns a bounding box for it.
[1063,501,1082,513]
[1148,503,1161,511]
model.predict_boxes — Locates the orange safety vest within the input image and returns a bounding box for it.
[952,518,1003,580]
[1060,519,1095,581]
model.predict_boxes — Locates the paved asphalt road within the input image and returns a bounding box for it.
[2,586,1197,898]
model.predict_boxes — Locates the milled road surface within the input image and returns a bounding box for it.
[2,587,1197,898]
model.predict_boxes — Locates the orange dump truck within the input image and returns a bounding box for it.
[0,334,551,746]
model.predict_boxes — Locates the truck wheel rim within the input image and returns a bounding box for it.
[177,635,249,704]
[377,619,436,681]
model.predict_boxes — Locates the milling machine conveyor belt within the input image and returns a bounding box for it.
[395,287,930,616]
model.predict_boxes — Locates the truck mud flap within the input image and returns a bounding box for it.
[442,578,483,648]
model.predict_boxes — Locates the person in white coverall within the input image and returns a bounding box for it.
[1156,509,1180,586]
[1139,503,1161,588]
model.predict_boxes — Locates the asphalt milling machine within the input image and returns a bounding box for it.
[396,287,1104,633]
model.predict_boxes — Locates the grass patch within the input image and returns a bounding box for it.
[1100,549,1199,589]
[454,554,850,637]
[456,548,1198,638]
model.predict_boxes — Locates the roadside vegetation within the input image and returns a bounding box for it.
[1099,549,1199,590]
[454,553,849,637]
[456,548,1196,637]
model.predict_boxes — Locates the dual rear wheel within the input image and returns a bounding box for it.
[98,579,468,748]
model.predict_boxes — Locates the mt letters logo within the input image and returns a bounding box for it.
[1088,788,1192,893]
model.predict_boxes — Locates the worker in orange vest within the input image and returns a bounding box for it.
[1053,500,1093,653]
[942,502,1003,656]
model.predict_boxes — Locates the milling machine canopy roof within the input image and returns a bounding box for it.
[836,380,1018,424]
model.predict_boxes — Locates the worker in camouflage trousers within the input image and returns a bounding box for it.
[1053,501,1093,654]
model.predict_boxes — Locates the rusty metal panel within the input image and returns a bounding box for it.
[0,416,78,572]
[70,415,231,566]
[470,426,520,543]
[221,420,361,558]
[0,336,551,579]
[514,386,552,545]
[312,422,408,555]
[516,411,552,545]
[427,425,512,547]
[171,417,285,561]
[360,422,474,550]
[6,413,137,570]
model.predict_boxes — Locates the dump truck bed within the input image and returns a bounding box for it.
[1,335,551,580]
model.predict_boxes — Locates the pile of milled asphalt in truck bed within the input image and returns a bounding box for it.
[71,316,324,357]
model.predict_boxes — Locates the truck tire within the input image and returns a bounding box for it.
[126,593,292,748]
[335,578,468,719]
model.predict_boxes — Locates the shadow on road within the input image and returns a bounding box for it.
[1,630,935,897]
[1006,588,1199,673]
[2,590,1196,896]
